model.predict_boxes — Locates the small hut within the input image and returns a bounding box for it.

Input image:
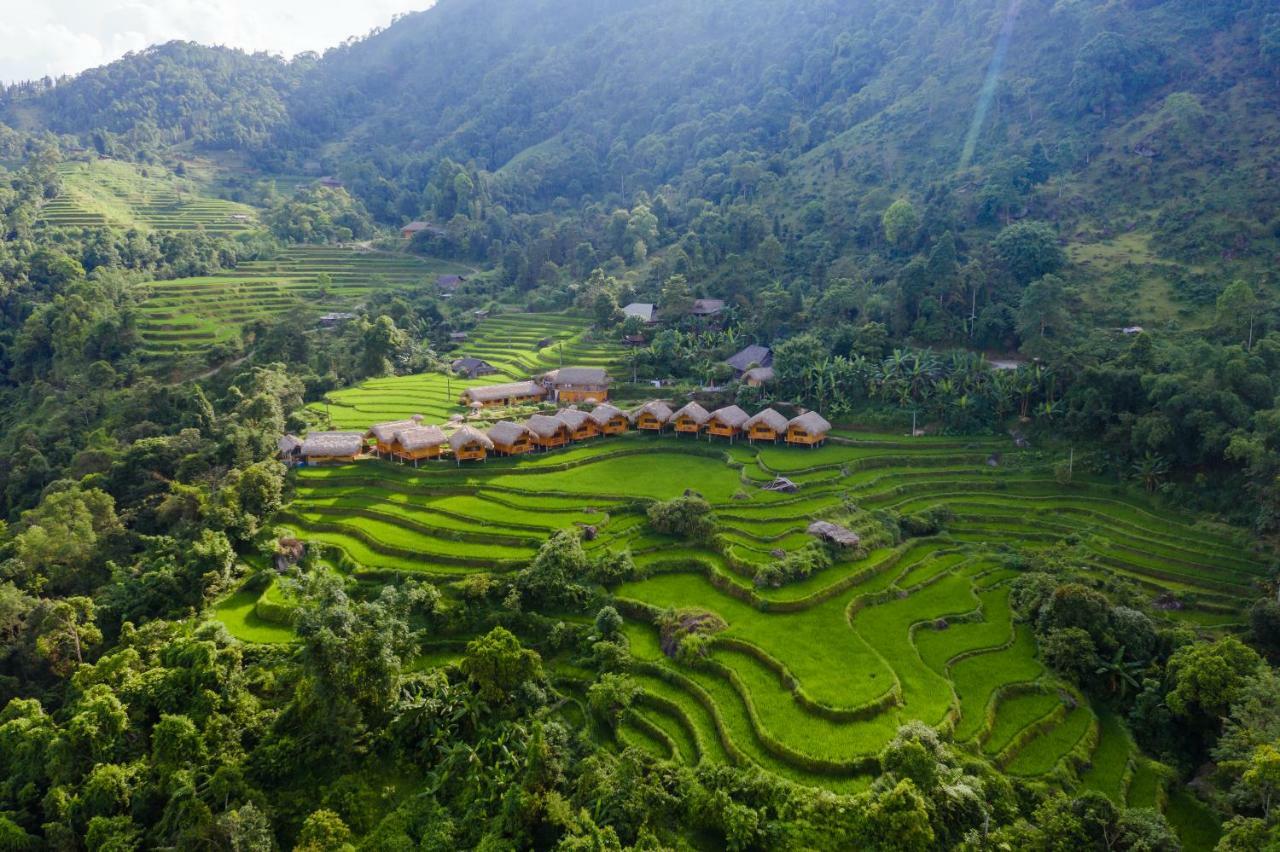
[786,412,833,448]
[449,426,493,464]
[631,401,673,432]
[557,408,599,441]
[462,381,546,408]
[588,403,629,435]
[744,409,789,443]
[672,401,711,436]
[488,421,535,456]
[278,434,302,465]
[367,416,425,456]
[743,366,774,388]
[807,521,861,548]
[706,405,750,442]
[525,414,572,450]
[393,425,447,466]
[299,432,365,464]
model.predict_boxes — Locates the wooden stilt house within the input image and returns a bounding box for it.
[488,421,536,456]
[449,425,493,464]
[706,405,750,442]
[392,425,447,466]
[630,401,673,433]
[367,416,425,457]
[588,403,629,435]
[525,414,572,450]
[744,409,788,443]
[785,412,833,448]
[557,408,599,441]
[671,402,711,436]
[299,432,365,464]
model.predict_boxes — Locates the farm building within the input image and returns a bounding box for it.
[526,414,572,450]
[367,416,425,456]
[299,432,365,464]
[706,405,750,441]
[449,426,493,464]
[543,367,611,403]
[462,381,547,408]
[451,357,497,378]
[622,302,657,324]
[744,408,788,443]
[631,401,673,432]
[743,366,774,387]
[401,221,432,238]
[691,299,726,316]
[787,412,833,447]
[488,421,535,456]
[588,403,629,435]
[557,408,599,441]
[726,345,773,377]
[278,434,302,465]
[672,401,712,435]
[437,274,466,292]
[319,312,357,327]
[393,425,447,465]
[449,331,469,342]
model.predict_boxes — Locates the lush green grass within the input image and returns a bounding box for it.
[1165,788,1223,852]
[1005,703,1095,776]
[951,626,1045,742]
[211,584,298,644]
[981,692,1063,757]
[1078,707,1135,803]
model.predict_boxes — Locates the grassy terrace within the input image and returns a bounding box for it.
[137,246,468,357]
[454,312,627,379]
[233,415,1265,797]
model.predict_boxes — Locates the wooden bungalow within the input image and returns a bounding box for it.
[743,366,774,388]
[631,401,673,433]
[543,367,611,403]
[786,412,833,448]
[367,416,425,456]
[557,408,599,441]
[744,408,789,443]
[299,432,365,464]
[393,425,447,466]
[525,414,573,450]
[706,405,750,442]
[588,403,629,435]
[671,402,711,436]
[278,434,302,466]
[449,425,493,464]
[488,421,536,456]
[462,381,547,408]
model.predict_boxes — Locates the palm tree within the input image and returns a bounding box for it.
[1095,646,1145,698]
[1132,453,1169,494]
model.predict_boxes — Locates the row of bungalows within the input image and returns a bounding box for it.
[488,404,630,457]
[460,368,614,409]
[628,402,832,447]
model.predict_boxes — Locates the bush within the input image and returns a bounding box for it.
[754,543,834,588]
[900,507,953,538]
[646,494,716,542]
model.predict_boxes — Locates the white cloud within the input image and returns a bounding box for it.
[0,0,429,83]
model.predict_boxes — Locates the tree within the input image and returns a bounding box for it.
[460,627,543,706]
[881,199,919,250]
[33,596,101,675]
[517,530,591,608]
[11,486,121,594]
[1040,627,1100,686]
[646,495,715,541]
[1166,637,1265,723]
[1217,280,1260,350]
[295,809,354,852]
[587,674,640,729]
[993,222,1065,286]
[659,275,694,320]
[1241,743,1280,821]
[360,315,408,376]
[1016,274,1069,346]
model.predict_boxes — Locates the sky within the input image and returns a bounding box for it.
[0,0,431,84]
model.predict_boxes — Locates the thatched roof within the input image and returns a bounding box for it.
[630,400,673,424]
[465,381,545,403]
[725,345,773,373]
[545,367,610,387]
[526,414,571,438]
[743,366,775,384]
[745,408,788,432]
[278,434,302,453]
[368,417,424,442]
[691,298,726,316]
[808,521,861,547]
[622,302,656,322]
[709,405,750,429]
[449,425,493,452]
[395,425,446,451]
[789,411,832,434]
[672,401,711,424]
[588,403,626,425]
[488,421,532,446]
[300,431,365,457]
[556,408,592,430]
[761,476,799,493]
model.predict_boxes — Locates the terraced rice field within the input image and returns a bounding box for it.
[38,160,258,234]
[455,312,626,379]
[245,425,1264,798]
[137,246,467,357]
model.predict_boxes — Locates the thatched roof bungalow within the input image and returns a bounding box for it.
[299,432,365,463]
[631,401,673,432]
[672,401,711,435]
[449,425,493,464]
[526,414,572,450]
[557,407,598,441]
[393,425,447,464]
[786,412,833,447]
[488,421,535,456]
[278,434,302,464]
[744,409,789,443]
[706,405,750,441]
[544,367,611,403]
[743,366,774,387]
[367,416,425,454]
[462,381,546,408]
[588,403,629,435]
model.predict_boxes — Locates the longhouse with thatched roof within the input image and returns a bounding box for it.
[786,411,833,447]
[544,367,611,403]
[299,432,365,463]
[672,401,711,435]
[488,421,535,456]
[744,408,789,443]
[367,416,425,455]
[525,414,572,449]
[393,425,447,465]
[461,381,546,408]
[631,401,672,432]
[449,425,493,464]
[588,403,629,435]
[706,405,750,441]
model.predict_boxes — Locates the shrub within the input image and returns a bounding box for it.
[646,494,716,542]
[900,507,953,538]
[753,543,834,588]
